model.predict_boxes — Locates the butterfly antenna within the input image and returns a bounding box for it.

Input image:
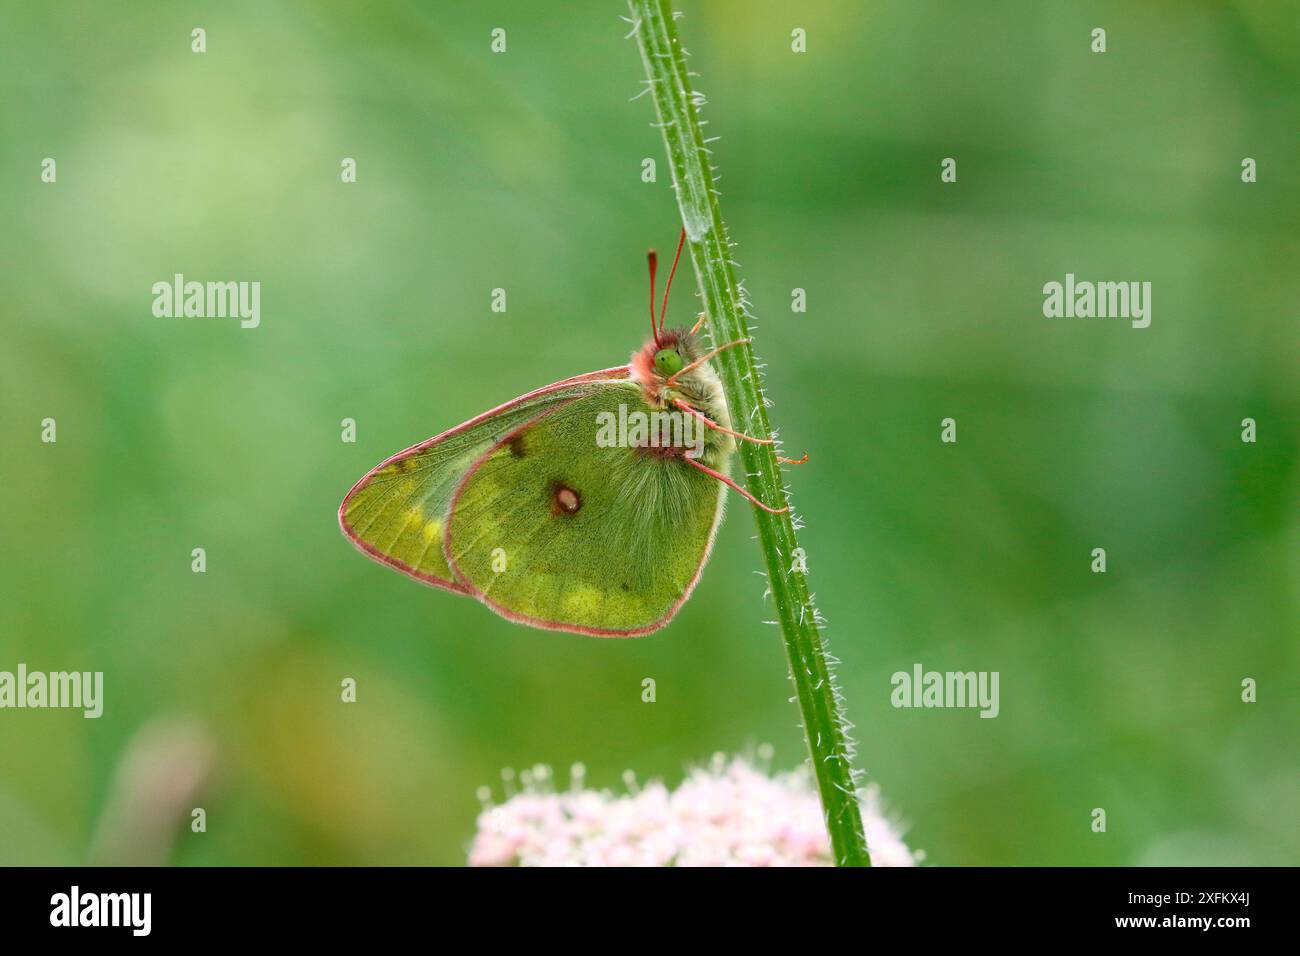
[647,246,660,346]
[659,227,687,336]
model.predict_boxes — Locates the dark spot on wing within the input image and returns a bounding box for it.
[550,482,581,516]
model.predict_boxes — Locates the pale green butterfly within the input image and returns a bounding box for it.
[338,231,801,636]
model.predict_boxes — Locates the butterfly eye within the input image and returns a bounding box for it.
[654,348,684,376]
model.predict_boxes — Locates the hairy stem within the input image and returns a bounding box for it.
[626,0,871,866]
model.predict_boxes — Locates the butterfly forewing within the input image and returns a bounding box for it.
[339,369,629,591]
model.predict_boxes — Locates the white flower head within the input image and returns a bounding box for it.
[469,753,919,867]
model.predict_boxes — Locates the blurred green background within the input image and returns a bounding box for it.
[1,0,1296,866]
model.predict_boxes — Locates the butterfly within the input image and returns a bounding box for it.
[338,231,803,636]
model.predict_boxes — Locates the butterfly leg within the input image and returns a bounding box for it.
[689,312,707,336]
[683,456,791,514]
[672,399,809,464]
[673,399,772,444]
[666,338,750,387]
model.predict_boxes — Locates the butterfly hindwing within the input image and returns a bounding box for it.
[444,384,726,636]
[339,368,629,591]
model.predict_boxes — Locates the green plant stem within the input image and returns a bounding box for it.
[627,0,871,867]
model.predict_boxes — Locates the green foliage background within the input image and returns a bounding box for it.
[0,1,1295,866]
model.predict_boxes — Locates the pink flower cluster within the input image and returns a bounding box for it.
[469,754,919,867]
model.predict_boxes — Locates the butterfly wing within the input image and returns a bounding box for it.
[444,385,726,636]
[339,367,630,592]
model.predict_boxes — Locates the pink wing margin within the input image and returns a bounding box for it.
[338,366,630,595]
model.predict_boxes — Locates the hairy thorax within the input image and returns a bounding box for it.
[629,327,735,469]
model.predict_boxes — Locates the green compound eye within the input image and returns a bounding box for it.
[654,348,684,376]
